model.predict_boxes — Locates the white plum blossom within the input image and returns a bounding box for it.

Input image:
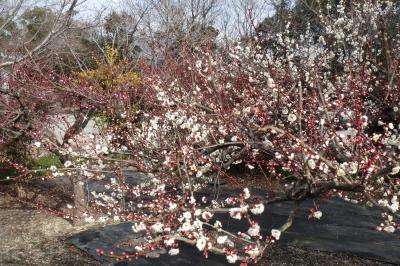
[243,188,251,199]
[181,222,192,232]
[214,220,222,230]
[150,222,163,233]
[98,216,108,223]
[168,248,180,256]
[168,202,177,210]
[226,253,238,263]
[390,196,399,212]
[288,113,297,123]
[194,209,202,216]
[349,162,358,174]
[390,166,400,175]
[64,160,72,167]
[225,197,235,205]
[201,211,213,221]
[196,236,207,251]
[246,246,260,258]
[267,77,275,88]
[378,199,389,208]
[101,146,109,154]
[307,159,316,170]
[313,211,323,219]
[49,165,57,172]
[193,219,203,229]
[250,203,265,215]
[383,225,395,233]
[271,229,281,240]
[164,238,175,246]
[189,196,196,204]
[229,207,244,220]
[247,223,260,237]
[34,141,41,148]
[373,134,381,142]
[84,215,95,223]
[337,168,346,177]
[183,211,192,220]
[216,235,228,244]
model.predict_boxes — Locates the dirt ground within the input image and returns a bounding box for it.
[0,191,100,266]
[0,192,393,266]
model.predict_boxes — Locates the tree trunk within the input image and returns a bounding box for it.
[72,176,87,225]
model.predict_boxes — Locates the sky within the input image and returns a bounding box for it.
[80,0,122,11]
[74,0,275,40]
[78,0,273,20]
[73,0,123,21]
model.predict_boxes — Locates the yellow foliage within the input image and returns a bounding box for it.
[105,44,119,65]
[76,44,140,91]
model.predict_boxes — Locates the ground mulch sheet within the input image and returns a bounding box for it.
[262,245,390,266]
[0,177,395,266]
[0,195,392,266]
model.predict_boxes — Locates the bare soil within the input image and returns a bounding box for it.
[0,194,100,266]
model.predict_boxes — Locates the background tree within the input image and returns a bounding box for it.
[0,0,80,67]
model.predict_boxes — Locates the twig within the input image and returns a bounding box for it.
[279,201,301,233]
